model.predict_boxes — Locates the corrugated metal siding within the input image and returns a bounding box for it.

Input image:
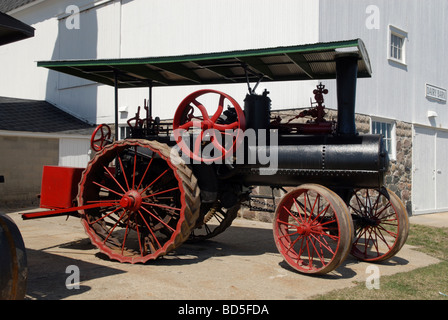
[116,0,321,120]
[0,0,322,122]
[58,138,91,167]
[120,0,320,57]
[319,0,448,128]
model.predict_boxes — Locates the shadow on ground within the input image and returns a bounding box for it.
[23,218,412,299]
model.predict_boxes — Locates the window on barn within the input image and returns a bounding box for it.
[388,25,407,65]
[371,119,396,161]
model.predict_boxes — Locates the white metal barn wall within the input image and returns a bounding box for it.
[58,138,91,168]
[4,0,322,125]
[114,0,322,123]
[412,126,448,215]
[318,0,448,127]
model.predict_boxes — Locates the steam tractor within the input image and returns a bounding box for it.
[22,39,409,275]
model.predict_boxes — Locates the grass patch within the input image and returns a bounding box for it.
[312,224,448,300]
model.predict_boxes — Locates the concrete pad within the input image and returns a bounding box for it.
[409,212,448,228]
[4,208,440,300]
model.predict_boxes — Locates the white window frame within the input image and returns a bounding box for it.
[388,25,407,66]
[371,118,397,161]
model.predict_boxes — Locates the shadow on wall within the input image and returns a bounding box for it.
[45,4,99,125]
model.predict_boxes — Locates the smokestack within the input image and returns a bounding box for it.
[335,53,359,136]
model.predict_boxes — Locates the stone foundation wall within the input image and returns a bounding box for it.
[385,121,413,214]
[353,114,413,214]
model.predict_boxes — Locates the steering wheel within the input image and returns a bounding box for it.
[173,89,246,163]
[90,124,112,152]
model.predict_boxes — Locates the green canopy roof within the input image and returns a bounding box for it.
[37,38,371,89]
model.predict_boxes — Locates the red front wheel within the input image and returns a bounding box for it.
[349,188,409,262]
[273,184,353,275]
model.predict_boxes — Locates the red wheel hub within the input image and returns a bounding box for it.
[297,221,324,237]
[119,190,142,212]
[201,119,213,130]
[297,223,311,236]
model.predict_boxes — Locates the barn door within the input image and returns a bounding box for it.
[412,126,448,215]
[412,126,436,215]
[435,131,448,211]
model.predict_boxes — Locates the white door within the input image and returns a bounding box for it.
[412,126,436,215]
[436,131,448,211]
[413,126,448,215]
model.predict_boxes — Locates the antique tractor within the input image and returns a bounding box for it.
[23,39,409,275]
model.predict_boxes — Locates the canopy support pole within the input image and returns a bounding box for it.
[148,80,153,120]
[114,70,119,141]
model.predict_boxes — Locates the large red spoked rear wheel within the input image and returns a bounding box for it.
[348,188,409,262]
[173,89,245,163]
[77,139,201,263]
[273,184,353,275]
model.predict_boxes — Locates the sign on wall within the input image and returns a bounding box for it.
[426,84,447,103]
